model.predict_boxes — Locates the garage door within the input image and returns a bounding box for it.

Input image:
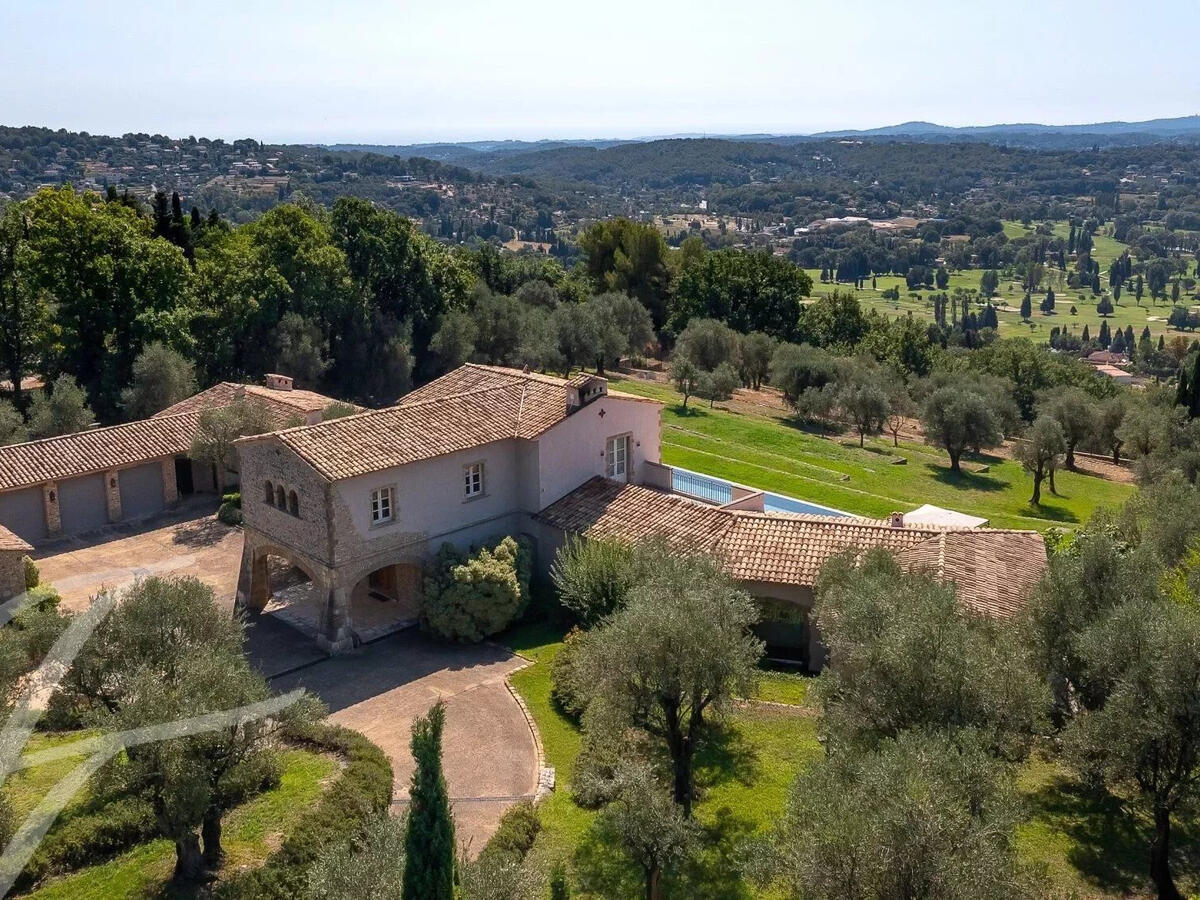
[0,488,46,544]
[119,462,165,520]
[58,474,109,535]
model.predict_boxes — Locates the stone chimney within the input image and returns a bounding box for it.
[264,373,294,392]
[888,511,905,528]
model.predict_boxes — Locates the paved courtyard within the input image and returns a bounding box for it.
[31,498,242,612]
[31,503,544,854]
[269,631,541,855]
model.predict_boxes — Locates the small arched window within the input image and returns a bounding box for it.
[264,480,274,505]
[288,490,299,517]
[275,485,286,508]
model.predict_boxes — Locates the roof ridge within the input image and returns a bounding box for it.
[0,410,199,453]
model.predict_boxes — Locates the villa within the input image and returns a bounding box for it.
[236,364,1047,669]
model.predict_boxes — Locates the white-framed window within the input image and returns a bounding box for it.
[605,434,630,481]
[464,462,485,499]
[370,486,394,524]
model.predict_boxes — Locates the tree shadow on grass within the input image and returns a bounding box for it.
[1021,500,1080,524]
[694,721,760,793]
[1022,769,1192,896]
[924,462,1007,493]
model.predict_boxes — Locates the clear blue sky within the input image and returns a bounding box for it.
[1,0,1196,144]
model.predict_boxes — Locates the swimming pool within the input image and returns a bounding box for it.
[670,467,851,518]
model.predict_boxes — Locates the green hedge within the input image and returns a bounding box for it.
[14,796,155,892]
[216,722,393,898]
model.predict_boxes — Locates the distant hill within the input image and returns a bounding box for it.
[332,114,1200,160]
[805,115,1200,148]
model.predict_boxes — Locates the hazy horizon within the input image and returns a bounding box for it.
[3,0,1196,145]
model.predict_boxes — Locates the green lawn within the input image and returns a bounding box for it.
[505,621,1198,898]
[803,220,1199,344]
[611,376,1133,530]
[14,746,336,899]
[504,622,818,898]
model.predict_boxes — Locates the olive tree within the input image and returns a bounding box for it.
[1015,415,1066,505]
[764,732,1032,900]
[1066,600,1200,900]
[919,385,1003,473]
[189,398,273,491]
[1037,386,1095,470]
[120,342,197,418]
[577,542,762,815]
[813,549,1044,761]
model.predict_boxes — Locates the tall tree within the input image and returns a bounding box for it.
[0,203,47,412]
[578,218,672,329]
[402,701,455,900]
[1015,416,1066,505]
[26,374,93,438]
[578,542,762,815]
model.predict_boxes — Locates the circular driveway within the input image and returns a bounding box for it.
[267,629,540,853]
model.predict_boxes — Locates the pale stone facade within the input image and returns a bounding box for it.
[234,366,663,653]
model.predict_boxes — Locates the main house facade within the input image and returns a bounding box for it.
[237,364,1048,668]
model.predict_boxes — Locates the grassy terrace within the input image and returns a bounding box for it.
[609,376,1134,531]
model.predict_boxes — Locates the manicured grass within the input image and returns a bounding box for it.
[1016,754,1199,897]
[21,748,337,899]
[612,377,1134,530]
[502,621,818,897]
[750,670,812,706]
[802,220,1199,344]
[4,732,96,822]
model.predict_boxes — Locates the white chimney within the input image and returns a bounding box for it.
[264,373,294,392]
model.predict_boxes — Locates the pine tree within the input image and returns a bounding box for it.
[1020,292,1032,321]
[402,702,455,900]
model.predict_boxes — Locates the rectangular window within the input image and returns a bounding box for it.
[464,462,485,498]
[370,486,393,524]
[605,435,629,481]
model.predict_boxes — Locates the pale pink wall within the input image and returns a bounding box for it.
[532,395,662,509]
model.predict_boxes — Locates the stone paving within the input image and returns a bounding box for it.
[269,630,541,856]
[31,498,242,612]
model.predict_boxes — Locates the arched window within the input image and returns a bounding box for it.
[275,485,286,508]
[264,481,274,504]
[288,490,299,517]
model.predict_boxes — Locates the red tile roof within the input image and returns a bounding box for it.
[155,382,347,426]
[245,365,660,483]
[0,413,199,492]
[536,478,1046,616]
[0,524,31,552]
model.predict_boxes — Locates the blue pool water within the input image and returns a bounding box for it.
[670,467,850,518]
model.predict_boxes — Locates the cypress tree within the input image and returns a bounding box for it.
[1191,353,1200,419]
[402,702,455,900]
[1099,320,1111,348]
[1159,334,1166,352]
[1082,323,1091,343]
[1020,292,1032,321]
[1177,368,1190,409]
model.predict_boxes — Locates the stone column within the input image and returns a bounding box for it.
[41,482,61,537]
[161,457,179,506]
[317,585,355,655]
[105,470,122,522]
[235,541,270,614]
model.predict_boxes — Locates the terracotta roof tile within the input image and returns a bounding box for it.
[155,382,348,426]
[0,413,200,492]
[536,478,1045,617]
[895,531,1048,618]
[252,365,660,482]
[0,524,32,552]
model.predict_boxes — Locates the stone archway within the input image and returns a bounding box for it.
[347,561,422,642]
[236,529,353,654]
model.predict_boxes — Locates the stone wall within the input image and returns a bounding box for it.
[0,550,27,601]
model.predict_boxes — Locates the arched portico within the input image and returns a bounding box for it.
[236,527,423,654]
